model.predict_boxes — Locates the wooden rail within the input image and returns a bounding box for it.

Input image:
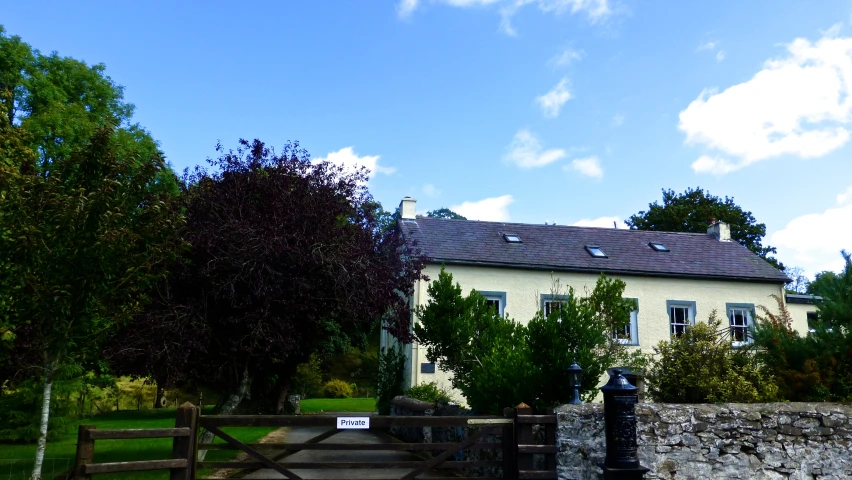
[71,402,559,480]
[72,402,199,480]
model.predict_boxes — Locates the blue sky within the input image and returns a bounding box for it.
[5,0,852,277]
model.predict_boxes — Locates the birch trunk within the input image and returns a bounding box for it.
[196,365,252,461]
[31,359,57,480]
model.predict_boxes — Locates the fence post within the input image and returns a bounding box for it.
[170,402,199,480]
[544,406,556,471]
[73,425,95,480]
[502,407,516,480]
[514,402,534,472]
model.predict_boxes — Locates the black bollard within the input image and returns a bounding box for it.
[599,369,649,479]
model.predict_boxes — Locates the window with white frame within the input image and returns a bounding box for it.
[613,298,639,345]
[541,294,570,317]
[726,303,754,346]
[666,300,696,337]
[479,291,506,317]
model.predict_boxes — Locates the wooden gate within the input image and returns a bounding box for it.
[71,402,558,480]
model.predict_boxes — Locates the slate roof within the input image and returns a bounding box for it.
[401,217,789,284]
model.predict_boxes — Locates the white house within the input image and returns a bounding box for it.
[388,197,804,394]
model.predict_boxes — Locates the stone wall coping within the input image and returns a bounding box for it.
[390,395,435,412]
[556,402,852,415]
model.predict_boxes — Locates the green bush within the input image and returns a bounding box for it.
[643,312,777,403]
[376,345,406,415]
[414,267,636,414]
[404,382,457,405]
[752,294,852,401]
[322,379,353,398]
[292,354,324,399]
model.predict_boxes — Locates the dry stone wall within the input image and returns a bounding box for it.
[556,402,852,480]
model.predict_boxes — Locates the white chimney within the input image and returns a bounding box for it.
[400,197,417,219]
[707,219,731,241]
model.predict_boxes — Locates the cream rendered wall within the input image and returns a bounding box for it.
[787,302,816,333]
[408,263,793,398]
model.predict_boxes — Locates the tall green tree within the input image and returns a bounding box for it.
[0,26,177,194]
[426,208,467,220]
[0,127,183,479]
[626,187,782,269]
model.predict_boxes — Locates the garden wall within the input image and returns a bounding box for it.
[557,402,852,480]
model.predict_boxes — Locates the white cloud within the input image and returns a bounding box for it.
[566,156,604,178]
[422,183,441,197]
[837,185,852,205]
[572,216,623,228]
[399,0,612,35]
[821,22,843,38]
[611,113,625,126]
[771,202,852,276]
[697,41,717,52]
[535,78,572,118]
[690,155,741,175]
[680,34,852,174]
[450,195,515,221]
[314,147,395,183]
[397,0,419,17]
[549,46,584,67]
[503,129,566,168]
[715,50,726,62]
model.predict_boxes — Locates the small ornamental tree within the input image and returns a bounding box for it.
[414,267,635,413]
[643,313,777,403]
[109,139,426,420]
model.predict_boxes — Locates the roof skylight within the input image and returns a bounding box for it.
[503,233,522,243]
[585,245,607,258]
[649,242,670,252]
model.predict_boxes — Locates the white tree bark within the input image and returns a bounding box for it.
[196,364,252,461]
[31,360,56,480]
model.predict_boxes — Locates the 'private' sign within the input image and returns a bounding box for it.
[337,417,370,429]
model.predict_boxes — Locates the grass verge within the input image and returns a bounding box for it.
[300,397,376,413]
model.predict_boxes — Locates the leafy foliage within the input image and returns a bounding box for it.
[322,379,354,399]
[291,354,324,399]
[753,276,852,402]
[376,345,406,415]
[426,208,467,220]
[404,382,457,405]
[108,139,426,413]
[643,313,777,403]
[414,267,634,413]
[626,187,782,269]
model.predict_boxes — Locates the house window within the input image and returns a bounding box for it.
[541,294,570,316]
[666,300,696,337]
[585,245,608,258]
[503,233,522,243]
[613,298,639,345]
[726,303,754,346]
[648,242,670,252]
[479,291,507,317]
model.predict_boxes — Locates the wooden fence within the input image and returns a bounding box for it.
[71,402,557,480]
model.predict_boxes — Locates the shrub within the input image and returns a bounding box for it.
[404,382,457,405]
[376,345,406,415]
[322,379,353,398]
[414,267,635,413]
[291,354,324,399]
[643,312,777,403]
[752,294,852,401]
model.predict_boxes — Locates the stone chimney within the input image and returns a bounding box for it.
[400,197,417,219]
[707,219,731,241]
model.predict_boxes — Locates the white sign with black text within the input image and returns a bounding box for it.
[336,416,370,429]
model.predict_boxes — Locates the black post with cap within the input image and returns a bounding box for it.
[599,369,649,479]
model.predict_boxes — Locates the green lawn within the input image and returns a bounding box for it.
[0,408,276,480]
[300,397,376,413]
